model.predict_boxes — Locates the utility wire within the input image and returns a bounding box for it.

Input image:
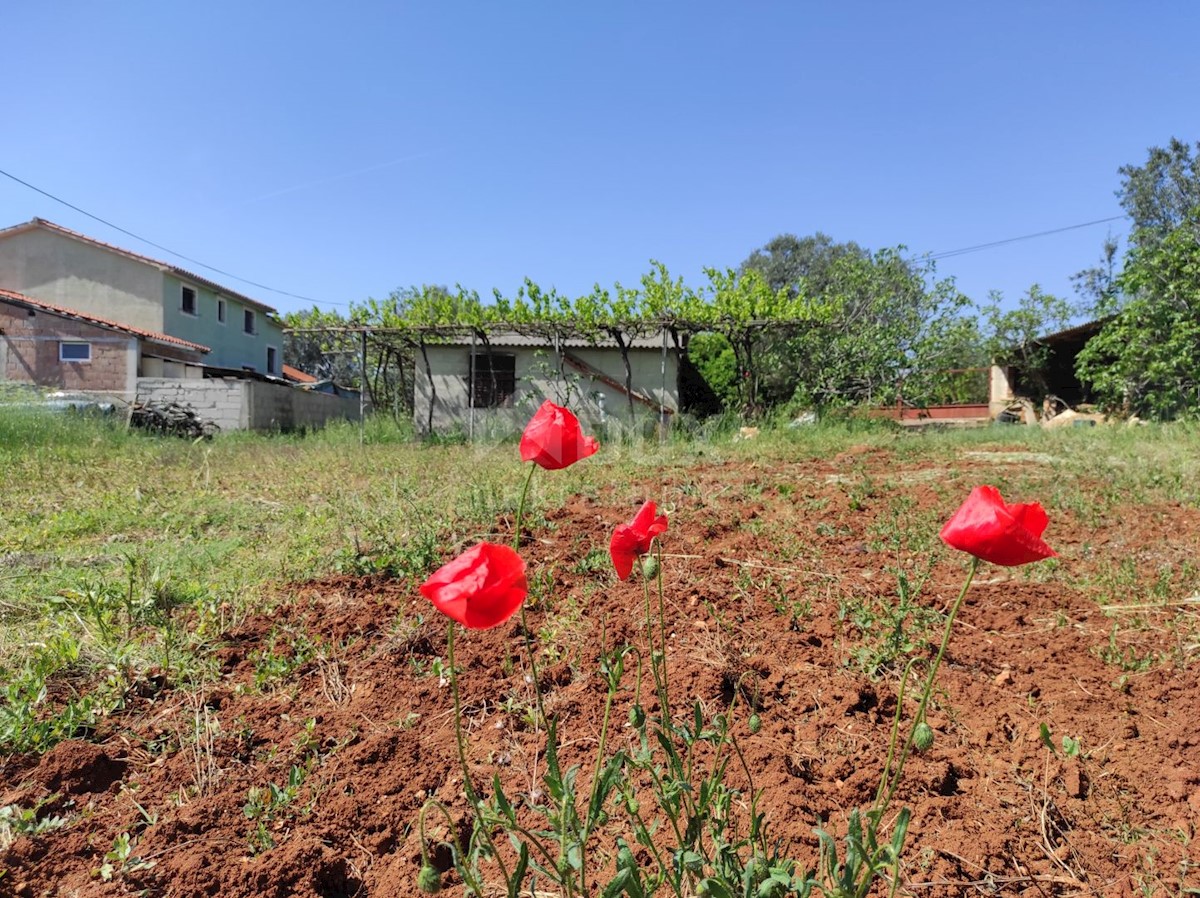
[3,166,1130,309]
[0,167,347,308]
[923,215,1127,261]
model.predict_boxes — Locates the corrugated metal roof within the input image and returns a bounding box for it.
[0,218,278,315]
[442,331,669,349]
[1034,317,1113,346]
[0,287,211,354]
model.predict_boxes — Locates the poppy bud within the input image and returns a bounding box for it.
[641,555,660,579]
[748,713,762,735]
[913,721,935,752]
[629,705,645,728]
[417,864,442,894]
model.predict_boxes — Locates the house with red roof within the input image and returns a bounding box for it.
[0,218,284,378]
[0,287,209,395]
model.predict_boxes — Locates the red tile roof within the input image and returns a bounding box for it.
[0,287,211,354]
[0,218,279,315]
[282,364,318,383]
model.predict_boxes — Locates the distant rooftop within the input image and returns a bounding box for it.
[0,287,211,353]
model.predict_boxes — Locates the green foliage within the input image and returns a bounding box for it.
[0,799,68,849]
[1076,217,1200,418]
[741,232,867,297]
[687,333,739,409]
[758,248,972,409]
[1117,138,1200,248]
[981,284,1076,400]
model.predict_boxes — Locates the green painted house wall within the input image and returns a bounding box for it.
[162,274,284,374]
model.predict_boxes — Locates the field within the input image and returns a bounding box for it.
[1,414,1198,897]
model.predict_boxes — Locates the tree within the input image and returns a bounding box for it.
[740,233,867,296]
[1117,138,1200,248]
[1076,215,1200,419]
[281,306,359,385]
[756,248,971,409]
[980,285,1075,400]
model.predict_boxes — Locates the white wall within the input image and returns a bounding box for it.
[413,344,679,438]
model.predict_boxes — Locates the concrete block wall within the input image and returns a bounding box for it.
[136,377,360,432]
[245,380,360,430]
[137,377,248,431]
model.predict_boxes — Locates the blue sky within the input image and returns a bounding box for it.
[4,2,1195,318]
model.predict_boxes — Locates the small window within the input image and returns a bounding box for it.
[60,342,91,362]
[217,299,227,324]
[243,310,256,334]
[181,285,197,315]
[469,352,517,408]
[266,346,278,375]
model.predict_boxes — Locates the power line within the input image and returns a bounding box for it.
[924,215,1127,261]
[0,167,348,308]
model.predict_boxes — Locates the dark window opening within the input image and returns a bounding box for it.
[243,309,256,334]
[266,346,277,375]
[470,352,516,408]
[60,341,91,362]
[181,286,197,315]
[217,299,227,323]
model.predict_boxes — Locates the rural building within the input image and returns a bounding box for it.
[413,332,679,438]
[0,219,359,431]
[0,287,209,393]
[0,218,284,376]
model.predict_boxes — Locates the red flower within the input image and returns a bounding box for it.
[939,485,1057,566]
[519,400,599,470]
[419,542,528,630]
[610,500,669,580]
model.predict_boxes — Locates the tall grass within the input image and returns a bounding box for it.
[1,410,1197,753]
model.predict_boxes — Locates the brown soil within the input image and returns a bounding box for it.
[3,448,1199,897]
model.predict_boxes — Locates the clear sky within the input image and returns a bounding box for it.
[3,2,1196,318]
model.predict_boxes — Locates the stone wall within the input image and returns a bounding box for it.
[136,377,359,432]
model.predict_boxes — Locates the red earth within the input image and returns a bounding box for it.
[2,446,1199,896]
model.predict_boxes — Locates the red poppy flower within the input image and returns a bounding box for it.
[610,500,669,580]
[419,542,528,629]
[939,485,1057,566]
[519,400,599,470]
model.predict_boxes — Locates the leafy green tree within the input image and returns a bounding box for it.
[760,249,970,409]
[740,233,867,296]
[980,285,1075,399]
[281,306,358,385]
[1117,138,1200,248]
[1076,216,1200,418]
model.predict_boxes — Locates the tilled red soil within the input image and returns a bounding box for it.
[2,448,1199,896]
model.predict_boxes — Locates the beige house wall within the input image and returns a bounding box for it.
[0,228,165,332]
[414,343,679,438]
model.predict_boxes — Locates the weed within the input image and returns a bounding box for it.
[0,800,68,849]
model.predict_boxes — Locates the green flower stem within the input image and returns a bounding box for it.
[580,663,619,898]
[419,800,483,895]
[512,462,549,728]
[446,623,510,893]
[654,544,672,725]
[513,462,537,550]
[877,555,979,816]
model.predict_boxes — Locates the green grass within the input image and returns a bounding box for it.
[2,409,1200,753]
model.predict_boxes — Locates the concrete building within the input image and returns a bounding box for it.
[413,332,679,438]
[0,218,284,376]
